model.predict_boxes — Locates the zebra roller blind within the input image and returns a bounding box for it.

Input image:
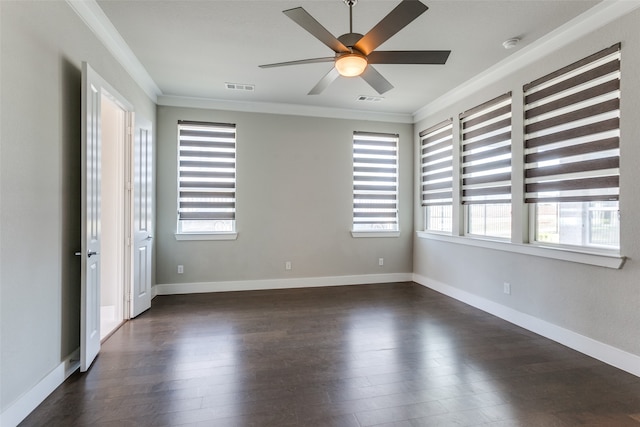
[352,132,399,231]
[523,43,621,203]
[460,92,513,204]
[177,121,236,229]
[420,119,453,206]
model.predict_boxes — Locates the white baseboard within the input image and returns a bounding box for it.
[413,273,640,378]
[1,348,80,427]
[154,272,413,295]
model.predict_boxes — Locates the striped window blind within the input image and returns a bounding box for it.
[460,92,512,204]
[420,119,453,206]
[523,44,621,203]
[352,132,399,231]
[177,121,236,232]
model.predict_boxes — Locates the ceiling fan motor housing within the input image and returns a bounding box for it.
[338,33,365,50]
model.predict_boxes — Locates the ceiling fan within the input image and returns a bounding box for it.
[259,0,451,95]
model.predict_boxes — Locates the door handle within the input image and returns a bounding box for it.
[75,250,99,257]
[145,235,153,240]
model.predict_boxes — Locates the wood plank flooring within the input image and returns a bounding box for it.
[21,282,640,426]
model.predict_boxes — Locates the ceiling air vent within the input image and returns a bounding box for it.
[225,82,255,92]
[357,95,384,102]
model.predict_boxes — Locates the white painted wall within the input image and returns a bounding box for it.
[156,106,414,288]
[413,8,640,359]
[0,0,156,418]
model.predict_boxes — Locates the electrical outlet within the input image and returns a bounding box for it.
[503,282,511,295]
[177,265,184,274]
[285,261,292,271]
[378,258,384,266]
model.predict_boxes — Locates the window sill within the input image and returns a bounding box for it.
[175,232,238,241]
[416,231,625,269]
[351,230,400,238]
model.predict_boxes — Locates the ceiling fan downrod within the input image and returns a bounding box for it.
[344,0,357,34]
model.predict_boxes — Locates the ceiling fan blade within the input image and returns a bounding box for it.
[283,7,350,53]
[354,0,428,56]
[367,50,451,65]
[308,67,340,95]
[361,65,394,95]
[259,57,335,69]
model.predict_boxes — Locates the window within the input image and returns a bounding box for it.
[420,119,453,233]
[352,132,399,233]
[524,43,620,250]
[177,120,236,235]
[459,92,512,239]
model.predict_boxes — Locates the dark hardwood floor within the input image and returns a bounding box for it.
[21,282,640,426]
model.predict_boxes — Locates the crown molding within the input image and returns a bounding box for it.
[158,95,414,124]
[66,0,161,102]
[412,0,640,123]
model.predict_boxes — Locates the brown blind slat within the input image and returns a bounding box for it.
[422,191,453,201]
[422,180,455,192]
[462,104,511,130]
[462,117,511,141]
[526,176,618,193]
[525,118,619,149]
[462,144,511,164]
[463,158,512,175]
[525,157,619,179]
[525,137,619,163]
[525,98,619,134]
[525,79,620,120]
[462,131,511,153]
[463,186,512,198]
[463,172,511,186]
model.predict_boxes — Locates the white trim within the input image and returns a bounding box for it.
[412,0,640,123]
[155,273,413,295]
[1,349,80,427]
[416,231,625,269]
[412,274,640,378]
[65,0,161,102]
[158,95,413,124]
[351,231,401,238]
[175,232,238,241]
[151,285,159,300]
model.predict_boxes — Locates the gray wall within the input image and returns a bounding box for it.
[413,9,640,358]
[0,0,156,412]
[156,106,413,285]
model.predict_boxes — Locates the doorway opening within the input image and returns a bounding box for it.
[99,94,130,340]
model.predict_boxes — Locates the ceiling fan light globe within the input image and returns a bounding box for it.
[335,54,367,77]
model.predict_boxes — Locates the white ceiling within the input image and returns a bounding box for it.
[95,0,601,116]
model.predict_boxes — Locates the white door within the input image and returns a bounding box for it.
[81,62,135,371]
[131,115,153,317]
[80,62,103,371]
